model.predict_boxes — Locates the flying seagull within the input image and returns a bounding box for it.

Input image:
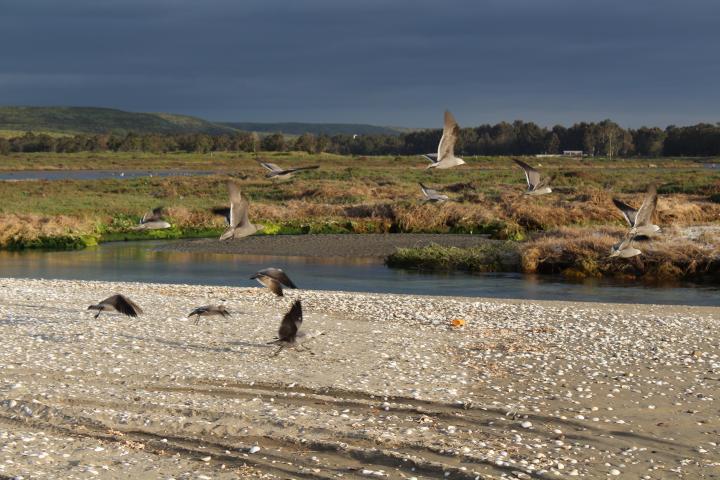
[268,300,305,356]
[423,110,466,170]
[88,294,143,319]
[514,159,553,195]
[133,206,171,230]
[258,160,319,179]
[609,234,642,258]
[219,181,264,241]
[250,268,298,297]
[187,305,231,325]
[419,183,449,203]
[612,185,660,236]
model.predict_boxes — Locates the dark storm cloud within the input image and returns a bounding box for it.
[1,0,718,127]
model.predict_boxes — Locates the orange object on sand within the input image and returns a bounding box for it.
[451,318,465,327]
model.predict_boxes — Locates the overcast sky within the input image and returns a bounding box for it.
[1,0,718,127]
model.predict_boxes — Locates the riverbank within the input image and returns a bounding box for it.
[0,278,717,478]
[158,233,491,258]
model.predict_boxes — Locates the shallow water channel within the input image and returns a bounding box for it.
[0,240,717,306]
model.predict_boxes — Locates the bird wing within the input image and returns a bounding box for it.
[261,268,298,289]
[141,206,165,224]
[278,300,302,342]
[211,207,231,224]
[256,275,284,296]
[227,181,249,228]
[612,198,638,227]
[437,110,460,160]
[188,306,209,317]
[419,183,440,198]
[259,161,283,173]
[106,294,142,317]
[284,165,319,174]
[634,185,658,227]
[513,159,541,190]
[422,154,439,164]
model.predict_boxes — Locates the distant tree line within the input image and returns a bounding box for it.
[1,120,719,157]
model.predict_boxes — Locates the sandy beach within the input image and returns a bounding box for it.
[0,278,718,479]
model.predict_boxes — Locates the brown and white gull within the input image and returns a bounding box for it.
[187,305,231,325]
[133,206,171,230]
[419,183,449,203]
[258,160,319,179]
[88,294,143,319]
[514,159,553,195]
[218,181,264,241]
[250,268,298,297]
[423,110,465,170]
[612,185,660,236]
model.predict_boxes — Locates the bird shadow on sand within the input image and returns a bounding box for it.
[118,333,270,353]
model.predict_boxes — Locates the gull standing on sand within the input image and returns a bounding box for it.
[514,159,553,195]
[133,206,171,230]
[268,300,306,356]
[423,110,465,170]
[87,294,143,319]
[187,305,231,325]
[218,181,264,241]
[419,183,449,203]
[250,268,298,297]
[612,185,660,236]
[258,159,319,179]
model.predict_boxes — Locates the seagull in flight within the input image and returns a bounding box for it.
[88,294,143,319]
[133,206,171,230]
[609,234,642,258]
[217,181,264,241]
[423,110,465,170]
[187,305,231,325]
[250,268,298,297]
[258,159,319,179]
[419,183,449,203]
[513,159,553,195]
[612,185,660,236]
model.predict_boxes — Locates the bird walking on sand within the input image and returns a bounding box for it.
[612,185,660,236]
[218,181,264,241]
[88,294,142,319]
[423,110,465,170]
[251,268,298,297]
[187,305,231,325]
[609,233,642,258]
[419,183,449,203]
[133,206,171,230]
[513,159,553,195]
[258,159,319,180]
[268,300,307,356]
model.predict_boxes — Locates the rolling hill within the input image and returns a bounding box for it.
[0,106,237,135]
[0,106,409,137]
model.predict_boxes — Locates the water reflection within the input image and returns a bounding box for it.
[0,241,718,306]
[0,170,217,181]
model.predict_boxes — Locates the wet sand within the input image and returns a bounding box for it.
[0,278,718,479]
[158,234,492,258]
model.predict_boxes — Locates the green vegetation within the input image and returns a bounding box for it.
[387,243,521,272]
[0,151,718,284]
[220,122,405,136]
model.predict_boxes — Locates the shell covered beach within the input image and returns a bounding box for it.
[0,278,718,479]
